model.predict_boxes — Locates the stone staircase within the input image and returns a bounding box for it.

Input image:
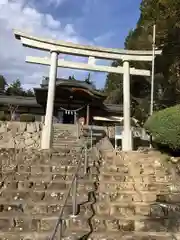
[52,124,79,149]
[0,141,99,239]
[88,140,180,240]
[2,129,180,240]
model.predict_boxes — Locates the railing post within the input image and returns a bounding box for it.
[59,219,63,240]
[76,122,79,140]
[90,126,93,149]
[72,175,77,216]
[84,145,88,175]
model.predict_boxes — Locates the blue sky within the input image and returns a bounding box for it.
[0,0,142,89]
[35,0,141,48]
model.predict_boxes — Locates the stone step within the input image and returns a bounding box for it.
[99,181,178,192]
[100,167,171,178]
[52,139,79,143]
[0,180,96,192]
[53,124,77,129]
[97,181,172,192]
[100,151,161,161]
[52,143,80,147]
[0,149,86,162]
[51,146,82,151]
[93,201,170,217]
[99,173,169,182]
[52,144,80,148]
[90,215,180,232]
[97,191,180,204]
[2,167,98,179]
[52,134,77,138]
[11,155,92,165]
[0,200,93,217]
[95,190,161,203]
[0,190,92,205]
[101,163,166,172]
[1,159,97,173]
[51,145,82,151]
[0,230,89,240]
[1,172,98,182]
[0,213,91,233]
[103,158,164,168]
[15,164,98,174]
[88,231,180,240]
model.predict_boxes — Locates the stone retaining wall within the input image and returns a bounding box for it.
[0,121,42,149]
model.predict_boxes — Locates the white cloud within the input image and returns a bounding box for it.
[94,31,115,46]
[0,0,89,89]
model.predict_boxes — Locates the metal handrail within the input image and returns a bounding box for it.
[49,143,88,240]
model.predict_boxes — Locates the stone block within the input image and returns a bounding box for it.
[12,217,32,232]
[40,218,57,231]
[0,218,12,231]
[47,182,67,190]
[135,205,150,216]
[29,191,45,201]
[67,216,90,230]
[44,191,65,201]
[135,218,180,232]
[110,204,135,217]
[99,182,134,192]
[25,138,34,147]
[26,204,47,215]
[27,123,37,133]
[31,166,51,174]
[19,122,27,132]
[29,174,52,182]
[94,202,110,216]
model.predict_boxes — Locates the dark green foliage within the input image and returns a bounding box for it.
[144,105,180,149]
[20,114,35,122]
[0,75,7,91]
[105,0,180,124]
[3,79,35,97]
[0,111,10,121]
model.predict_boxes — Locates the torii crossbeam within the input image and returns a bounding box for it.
[14,29,162,151]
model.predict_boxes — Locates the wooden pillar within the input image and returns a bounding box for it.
[86,104,89,126]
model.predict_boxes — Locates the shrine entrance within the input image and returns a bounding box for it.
[14,29,162,151]
[63,111,74,124]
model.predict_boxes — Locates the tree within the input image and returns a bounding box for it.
[5,79,35,97]
[105,0,180,124]
[0,75,7,92]
[25,89,35,97]
[6,79,24,96]
[68,75,76,80]
[85,73,96,89]
[8,104,19,121]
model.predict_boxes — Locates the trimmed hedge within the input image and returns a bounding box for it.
[144,105,180,150]
[0,111,10,121]
[20,114,35,122]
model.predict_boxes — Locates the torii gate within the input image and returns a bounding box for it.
[13,30,161,151]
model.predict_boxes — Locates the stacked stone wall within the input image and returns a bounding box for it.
[0,121,42,149]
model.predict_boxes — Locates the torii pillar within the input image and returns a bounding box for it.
[122,60,132,151]
[41,51,58,149]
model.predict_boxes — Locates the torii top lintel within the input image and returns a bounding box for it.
[14,29,162,62]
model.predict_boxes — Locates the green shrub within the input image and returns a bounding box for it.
[20,114,35,122]
[144,105,180,150]
[0,111,10,121]
[0,111,5,121]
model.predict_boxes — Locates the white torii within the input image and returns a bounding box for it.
[13,30,162,151]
